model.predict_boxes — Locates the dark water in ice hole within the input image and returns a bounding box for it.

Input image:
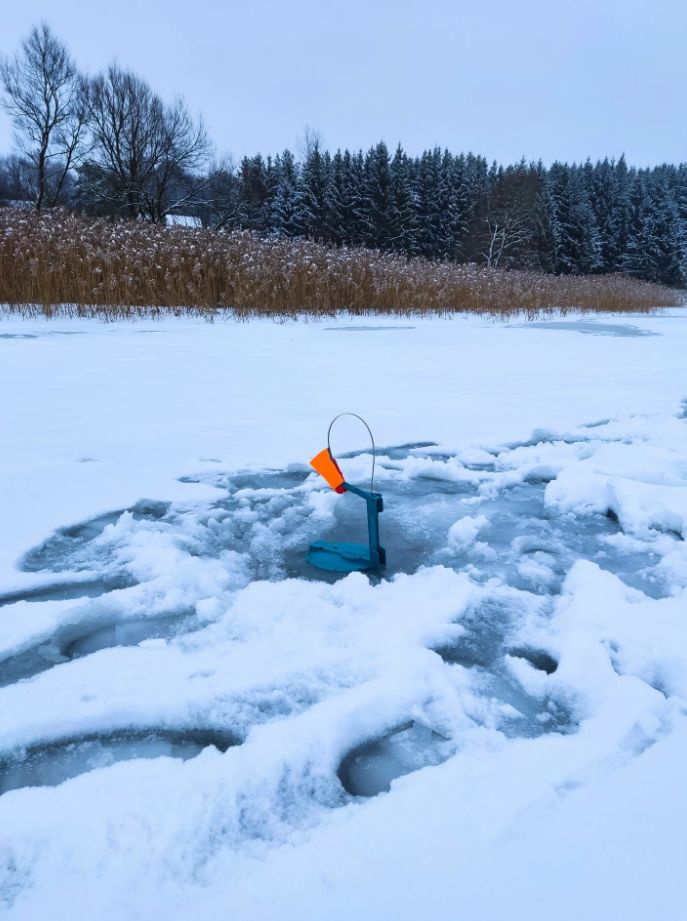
[338,721,453,797]
[0,440,676,796]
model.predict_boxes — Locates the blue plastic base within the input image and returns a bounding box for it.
[307,540,374,573]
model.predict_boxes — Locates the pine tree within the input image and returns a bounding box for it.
[588,157,629,272]
[549,163,602,274]
[622,172,685,286]
[441,152,472,261]
[361,141,393,249]
[325,151,346,244]
[389,144,418,255]
[269,150,300,237]
[414,148,443,259]
[295,145,332,241]
[334,149,367,246]
[237,155,269,231]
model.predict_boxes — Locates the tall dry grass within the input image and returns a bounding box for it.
[0,209,681,319]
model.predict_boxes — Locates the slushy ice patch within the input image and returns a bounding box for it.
[2,426,681,797]
[476,666,572,737]
[516,321,659,337]
[0,611,195,687]
[0,728,239,795]
[20,500,169,573]
[431,596,571,743]
[63,612,194,659]
[19,438,659,592]
[0,575,133,609]
[433,596,518,669]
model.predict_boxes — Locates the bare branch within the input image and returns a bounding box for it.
[82,64,211,221]
[1,23,85,210]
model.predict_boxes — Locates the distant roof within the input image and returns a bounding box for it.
[166,214,202,228]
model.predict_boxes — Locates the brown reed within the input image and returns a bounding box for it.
[0,209,681,319]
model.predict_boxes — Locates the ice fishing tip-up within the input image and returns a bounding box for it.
[306,415,386,573]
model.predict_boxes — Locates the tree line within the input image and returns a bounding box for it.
[2,24,686,287]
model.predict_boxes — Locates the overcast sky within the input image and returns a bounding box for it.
[1,0,685,166]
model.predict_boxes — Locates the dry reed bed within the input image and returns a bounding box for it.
[0,210,680,319]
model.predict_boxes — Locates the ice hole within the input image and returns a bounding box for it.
[20,501,169,573]
[0,612,194,687]
[190,455,665,596]
[284,473,480,582]
[63,612,194,659]
[338,721,451,797]
[508,648,559,674]
[58,511,126,541]
[0,728,239,795]
[8,444,669,603]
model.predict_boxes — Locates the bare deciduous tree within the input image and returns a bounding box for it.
[84,64,211,221]
[481,212,532,269]
[476,166,546,269]
[297,124,323,160]
[0,23,87,210]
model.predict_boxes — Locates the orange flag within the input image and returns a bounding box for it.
[310,449,347,493]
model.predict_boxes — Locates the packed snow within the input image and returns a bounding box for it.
[1,311,686,920]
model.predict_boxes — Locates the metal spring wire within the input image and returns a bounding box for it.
[326,412,376,494]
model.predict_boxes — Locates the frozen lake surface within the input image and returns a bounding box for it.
[516,320,660,337]
[0,311,686,920]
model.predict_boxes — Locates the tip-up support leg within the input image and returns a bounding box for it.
[307,482,386,573]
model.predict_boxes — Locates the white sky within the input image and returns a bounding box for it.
[1,0,686,166]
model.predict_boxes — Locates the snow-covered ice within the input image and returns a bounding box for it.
[1,310,687,920]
